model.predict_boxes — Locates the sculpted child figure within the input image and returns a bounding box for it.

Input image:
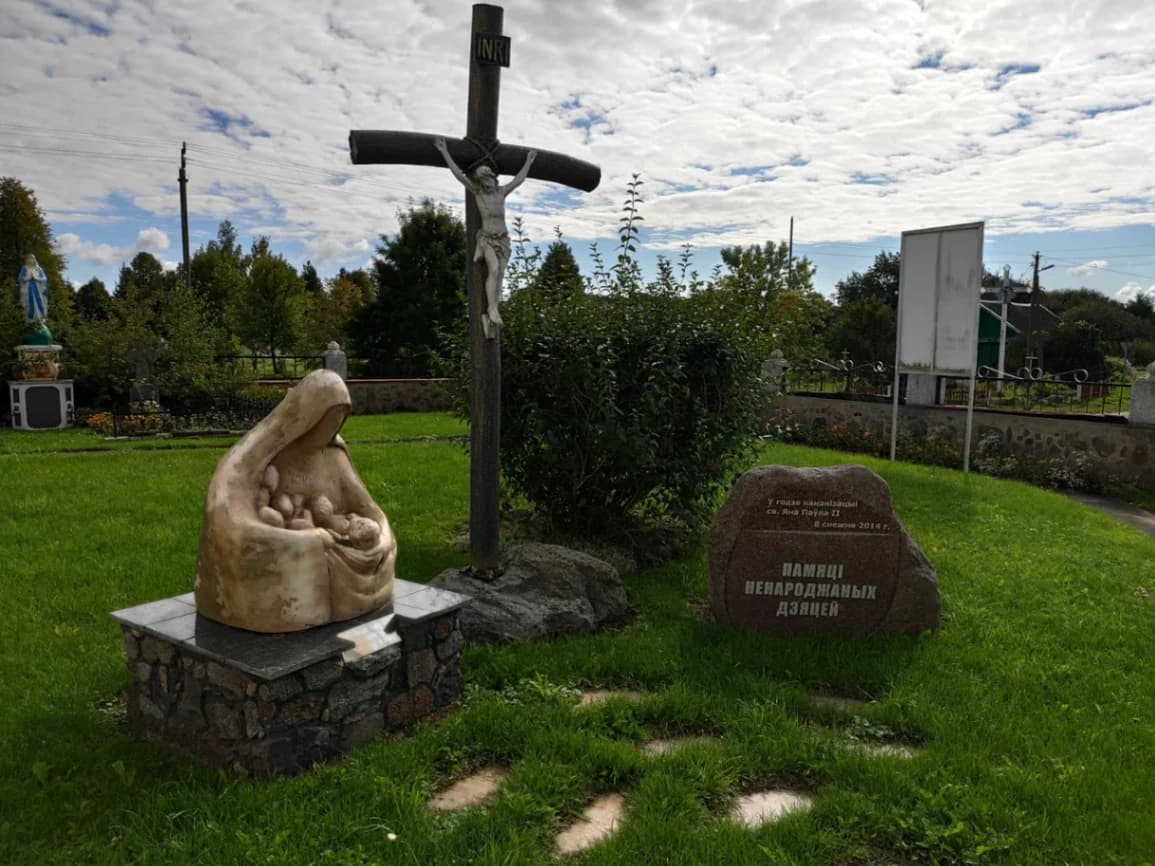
[196,370,396,632]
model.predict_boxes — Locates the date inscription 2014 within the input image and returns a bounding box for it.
[763,497,890,532]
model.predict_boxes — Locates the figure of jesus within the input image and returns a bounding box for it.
[434,138,536,337]
[18,254,48,325]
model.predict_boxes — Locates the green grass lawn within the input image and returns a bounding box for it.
[0,412,467,455]
[1,417,1153,865]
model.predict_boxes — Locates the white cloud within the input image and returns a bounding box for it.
[1115,281,1155,303]
[1069,259,1108,276]
[7,0,1155,276]
[56,233,123,268]
[135,228,170,254]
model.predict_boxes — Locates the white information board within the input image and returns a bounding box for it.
[896,222,984,375]
[891,221,984,471]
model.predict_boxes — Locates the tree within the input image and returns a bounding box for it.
[301,275,369,352]
[532,240,584,299]
[191,220,249,331]
[76,277,112,321]
[348,200,466,376]
[301,260,323,295]
[1040,320,1107,377]
[709,239,826,362]
[1125,292,1155,323]
[114,249,168,320]
[232,241,305,367]
[825,251,904,362]
[717,240,813,303]
[835,251,900,309]
[338,267,375,302]
[0,178,66,302]
[826,297,896,363]
[1060,299,1149,345]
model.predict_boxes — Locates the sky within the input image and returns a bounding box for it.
[3,0,1154,304]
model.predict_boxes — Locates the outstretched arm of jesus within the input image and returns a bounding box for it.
[501,150,538,196]
[433,138,471,187]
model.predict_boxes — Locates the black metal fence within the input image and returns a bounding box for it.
[213,354,326,381]
[92,390,287,438]
[940,366,1131,416]
[787,357,895,399]
[780,356,1132,417]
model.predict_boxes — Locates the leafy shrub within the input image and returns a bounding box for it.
[494,287,767,537]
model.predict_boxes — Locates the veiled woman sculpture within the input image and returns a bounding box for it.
[195,370,396,632]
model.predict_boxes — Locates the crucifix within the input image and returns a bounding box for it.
[349,3,600,579]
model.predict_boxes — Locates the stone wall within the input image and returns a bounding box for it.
[121,611,464,775]
[257,378,455,414]
[772,395,1155,490]
[346,379,455,414]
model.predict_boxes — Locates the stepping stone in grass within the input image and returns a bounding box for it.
[428,766,509,812]
[729,790,813,829]
[853,741,918,759]
[638,736,717,755]
[555,793,626,855]
[811,693,871,712]
[577,689,643,708]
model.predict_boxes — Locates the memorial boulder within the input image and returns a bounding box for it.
[708,464,939,635]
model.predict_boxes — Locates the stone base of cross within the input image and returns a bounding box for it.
[349,3,600,578]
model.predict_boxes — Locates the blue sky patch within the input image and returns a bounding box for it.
[994,62,1041,88]
[200,108,270,139]
[34,1,111,37]
[850,172,895,185]
[913,51,943,70]
[1081,102,1149,118]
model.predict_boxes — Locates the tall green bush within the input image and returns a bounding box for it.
[495,286,767,537]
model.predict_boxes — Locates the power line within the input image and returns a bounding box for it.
[1042,255,1155,282]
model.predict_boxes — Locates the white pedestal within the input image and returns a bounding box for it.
[9,380,74,430]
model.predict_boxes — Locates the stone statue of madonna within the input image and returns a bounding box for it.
[195,370,396,632]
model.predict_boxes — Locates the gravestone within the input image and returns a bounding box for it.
[760,350,790,397]
[708,464,939,635]
[126,342,161,405]
[323,341,348,380]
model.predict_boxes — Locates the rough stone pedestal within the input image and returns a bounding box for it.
[111,579,469,775]
[431,543,630,644]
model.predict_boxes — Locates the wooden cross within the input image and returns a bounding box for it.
[349,3,600,579]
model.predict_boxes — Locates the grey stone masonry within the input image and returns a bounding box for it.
[111,579,469,776]
[1130,364,1155,427]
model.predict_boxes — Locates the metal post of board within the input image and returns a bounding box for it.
[962,223,985,474]
[890,246,905,462]
[963,366,977,474]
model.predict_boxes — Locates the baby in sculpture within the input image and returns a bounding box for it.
[195,370,396,632]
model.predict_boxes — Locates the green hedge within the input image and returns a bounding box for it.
[493,287,767,536]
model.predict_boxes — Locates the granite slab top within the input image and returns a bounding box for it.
[110,578,472,680]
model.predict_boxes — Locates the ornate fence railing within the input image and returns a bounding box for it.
[787,358,895,398]
[939,366,1131,416]
[213,354,326,381]
[88,391,287,438]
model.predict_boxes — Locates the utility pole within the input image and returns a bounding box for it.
[997,264,1011,391]
[787,216,794,286]
[179,142,191,290]
[1024,251,1054,370]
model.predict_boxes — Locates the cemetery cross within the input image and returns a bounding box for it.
[349,4,600,579]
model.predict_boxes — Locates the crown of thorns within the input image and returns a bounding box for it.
[462,136,501,175]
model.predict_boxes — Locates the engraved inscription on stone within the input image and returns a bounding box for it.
[708,465,940,636]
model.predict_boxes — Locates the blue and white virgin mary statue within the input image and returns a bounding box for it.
[18,254,49,324]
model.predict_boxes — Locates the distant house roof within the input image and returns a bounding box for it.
[979,298,1061,335]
